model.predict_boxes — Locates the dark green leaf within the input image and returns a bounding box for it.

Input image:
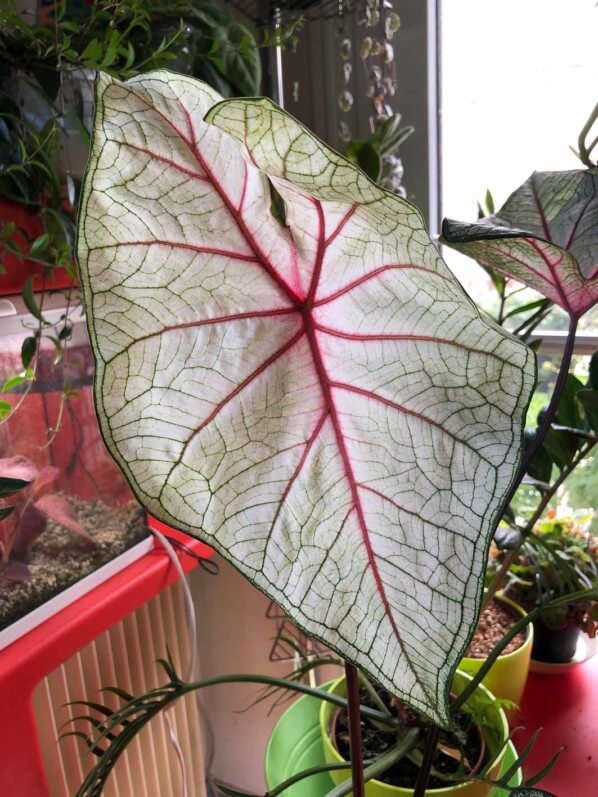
[481,263,506,294]
[345,141,381,182]
[0,118,10,145]
[503,504,516,523]
[22,277,47,323]
[524,431,553,483]
[555,373,584,428]
[81,39,103,64]
[29,232,50,257]
[503,298,550,321]
[543,427,578,469]
[219,22,262,96]
[193,58,232,97]
[578,388,598,432]
[47,336,64,365]
[0,476,30,497]
[268,180,286,226]
[125,42,136,70]
[101,686,135,703]
[378,122,414,156]
[2,374,27,392]
[0,401,11,420]
[0,222,16,240]
[588,351,598,391]
[4,240,24,258]
[21,335,37,369]
[58,322,73,341]
[0,505,16,520]
[523,744,564,788]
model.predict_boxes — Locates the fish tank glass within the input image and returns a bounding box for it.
[0,290,149,640]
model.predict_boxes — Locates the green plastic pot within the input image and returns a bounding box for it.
[320,670,509,797]
[460,594,533,708]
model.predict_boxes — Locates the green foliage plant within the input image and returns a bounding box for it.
[0,0,273,430]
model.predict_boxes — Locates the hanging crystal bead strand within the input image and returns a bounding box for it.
[378,1,406,196]
[337,0,354,144]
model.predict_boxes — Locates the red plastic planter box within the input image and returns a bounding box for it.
[0,520,212,796]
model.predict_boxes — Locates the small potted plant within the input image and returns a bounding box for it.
[499,506,597,664]
[319,669,509,797]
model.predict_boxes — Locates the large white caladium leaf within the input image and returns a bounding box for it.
[442,170,598,318]
[77,71,535,725]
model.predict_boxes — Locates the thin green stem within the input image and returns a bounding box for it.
[578,101,598,168]
[497,287,506,326]
[359,672,393,717]
[324,730,420,797]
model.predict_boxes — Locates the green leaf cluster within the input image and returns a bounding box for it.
[344,113,413,183]
[0,0,269,420]
[143,0,262,96]
[524,356,598,488]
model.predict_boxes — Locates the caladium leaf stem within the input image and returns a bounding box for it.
[77,71,534,725]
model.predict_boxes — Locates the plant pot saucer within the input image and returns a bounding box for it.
[265,683,522,796]
[530,631,598,674]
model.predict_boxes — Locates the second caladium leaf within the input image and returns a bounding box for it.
[442,169,598,317]
[77,71,535,725]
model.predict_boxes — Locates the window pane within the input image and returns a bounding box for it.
[440,0,598,332]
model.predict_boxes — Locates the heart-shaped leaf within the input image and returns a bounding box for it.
[442,170,598,318]
[77,72,535,725]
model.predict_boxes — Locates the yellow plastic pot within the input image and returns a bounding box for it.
[320,670,509,797]
[459,594,533,708]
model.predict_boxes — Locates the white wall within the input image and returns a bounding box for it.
[191,556,340,792]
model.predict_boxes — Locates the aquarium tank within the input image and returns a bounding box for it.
[0,289,149,640]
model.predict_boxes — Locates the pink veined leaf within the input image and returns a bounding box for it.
[11,505,48,558]
[28,465,60,505]
[0,560,31,584]
[34,495,94,547]
[77,71,535,725]
[442,169,598,318]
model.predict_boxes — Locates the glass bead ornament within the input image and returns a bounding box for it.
[337,89,354,112]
